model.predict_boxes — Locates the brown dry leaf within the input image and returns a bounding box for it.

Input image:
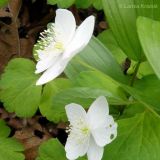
[14,116,52,160]
[19,37,35,58]
[0,107,14,118]
[14,127,51,160]
[0,109,56,160]
[0,108,10,119]
[0,0,21,72]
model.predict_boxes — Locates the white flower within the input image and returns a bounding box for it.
[35,9,95,85]
[65,96,117,160]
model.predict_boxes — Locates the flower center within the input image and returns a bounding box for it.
[67,123,90,136]
[54,42,64,50]
[34,23,64,59]
[81,127,90,135]
[66,118,90,144]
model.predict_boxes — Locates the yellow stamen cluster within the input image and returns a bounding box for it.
[35,23,55,51]
[54,42,64,50]
[66,118,90,144]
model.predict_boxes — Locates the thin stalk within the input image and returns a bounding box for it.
[130,61,141,86]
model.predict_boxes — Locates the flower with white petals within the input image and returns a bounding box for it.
[65,96,117,160]
[35,9,95,85]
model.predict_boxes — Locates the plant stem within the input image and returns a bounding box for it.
[130,61,141,86]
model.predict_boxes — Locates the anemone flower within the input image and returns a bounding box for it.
[35,9,95,85]
[65,96,117,160]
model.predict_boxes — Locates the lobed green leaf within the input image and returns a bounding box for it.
[103,111,160,160]
[0,58,42,117]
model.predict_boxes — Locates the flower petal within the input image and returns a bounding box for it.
[91,119,117,147]
[36,58,68,85]
[105,115,116,128]
[87,96,109,129]
[63,15,95,60]
[65,103,87,126]
[91,115,117,147]
[65,104,89,159]
[65,132,89,160]
[91,128,108,147]
[87,136,104,160]
[35,52,61,74]
[55,9,76,46]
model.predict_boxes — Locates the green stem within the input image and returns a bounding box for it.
[130,61,141,86]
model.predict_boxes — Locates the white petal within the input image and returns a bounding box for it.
[87,136,104,160]
[87,96,109,129]
[107,122,118,142]
[55,9,76,46]
[63,16,95,60]
[105,115,116,128]
[65,133,89,160]
[37,51,47,60]
[35,52,61,74]
[65,103,87,126]
[91,128,108,147]
[36,58,68,85]
[91,116,118,147]
[65,103,89,159]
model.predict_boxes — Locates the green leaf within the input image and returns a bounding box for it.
[37,139,66,160]
[0,120,10,138]
[0,58,42,117]
[57,0,75,8]
[137,61,154,79]
[121,103,145,119]
[40,76,126,122]
[65,37,127,84]
[75,71,127,103]
[0,0,9,7]
[47,0,57,5]
[103,111,160,160]
[40,78,72,123]
[121,75,160,111]
[137,17,160,78]
[75,0,92,8]
[41,83,118,122]
[78,157,87,160]
[37,138,87,160]
[0,138,24,160]
[0,120,24,160]
[102,0,160,60]
[98,30,126,64]
[93,0,102,10]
